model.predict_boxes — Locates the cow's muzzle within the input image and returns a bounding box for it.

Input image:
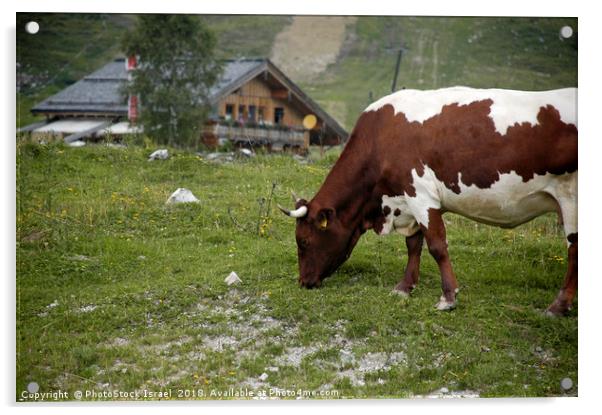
[298,276,322,289]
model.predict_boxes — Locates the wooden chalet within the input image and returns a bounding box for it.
[26,57,348,150]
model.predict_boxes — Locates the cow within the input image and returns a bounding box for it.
[280,86,577,316]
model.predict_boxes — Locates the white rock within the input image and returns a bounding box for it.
[258,373,269,381]
[238,148,254,157]
[79,305,97,313]
[148,149,169,161]
[225,271,242,286]
[340,349,355,365]
[166,188,199,204]
[68,140,86,147]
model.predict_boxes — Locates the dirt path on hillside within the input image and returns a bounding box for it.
[270,16,357,83]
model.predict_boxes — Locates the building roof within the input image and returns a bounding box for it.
[32,58,348,140]
[31,59,129,115]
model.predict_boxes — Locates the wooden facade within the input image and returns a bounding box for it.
[218,77,305,127]
[203,60,347,152]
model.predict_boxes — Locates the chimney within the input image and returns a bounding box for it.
[126,55,137,71]
[128,95,139,124]
[126,55,138,123]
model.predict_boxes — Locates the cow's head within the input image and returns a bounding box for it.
[279,194,361,289]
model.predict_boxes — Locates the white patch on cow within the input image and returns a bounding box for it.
[380,167,441,234]
[364,86,577,136]
[379,165,577,236]
[439,169,575,230]
[380,195,418,236]
[542,171,577,245]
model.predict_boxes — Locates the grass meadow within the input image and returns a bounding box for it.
[16,141,577,400]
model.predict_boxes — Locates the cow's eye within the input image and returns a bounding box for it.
[299,239,309,248]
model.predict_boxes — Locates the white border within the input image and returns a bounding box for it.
[3,1,600,415]
[10,0,581,16]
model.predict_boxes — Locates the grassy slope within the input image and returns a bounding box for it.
[200,15,292,59]
[304,16,578,129]
[17,143,576,399]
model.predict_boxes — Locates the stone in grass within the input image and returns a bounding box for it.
[148,149,169,161]
[225,271,242,286]
[68,140,86,147]
[166,188,199,205]
[68,254,91,261]
[238,148,255,158]
[258,373,269,382]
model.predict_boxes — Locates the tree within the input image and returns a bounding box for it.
[122,15,222,147]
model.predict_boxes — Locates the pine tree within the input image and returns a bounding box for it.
[122,15,222,147]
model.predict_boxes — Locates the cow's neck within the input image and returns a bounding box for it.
[311,137,383,233]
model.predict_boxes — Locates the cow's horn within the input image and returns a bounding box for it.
[278,204,308,218]
[291,191,301,203]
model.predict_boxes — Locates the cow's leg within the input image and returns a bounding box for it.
[393,231,424,296]
[546,234,577,316]
[421,209,459,311]
[547,192,578,316]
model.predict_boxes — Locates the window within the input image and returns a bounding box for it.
[238,105,246,122]
[258,107,266,123]
[249,105,257,122]
[274,107,284,124]
[225,104,234,121]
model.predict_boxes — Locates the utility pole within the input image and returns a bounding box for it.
[391,48,405,93]
[383,45,408,93]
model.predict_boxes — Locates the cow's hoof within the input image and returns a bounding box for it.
[435,296,456,311]
[391,288,411,298]
[545,304,570,317]
[545,298,571,317]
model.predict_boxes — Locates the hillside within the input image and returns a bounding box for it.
[17,14,577,130]
[301,16,578,128]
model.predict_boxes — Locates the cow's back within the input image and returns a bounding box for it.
[360,87,577,197]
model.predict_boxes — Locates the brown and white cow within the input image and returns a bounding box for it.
[280,86,577,316]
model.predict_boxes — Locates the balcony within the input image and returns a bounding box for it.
[203,121,308,149]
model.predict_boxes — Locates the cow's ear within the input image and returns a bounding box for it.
[317,208,335,230]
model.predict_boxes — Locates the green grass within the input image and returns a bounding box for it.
[200,15,292,59]
[16,141,577,400]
